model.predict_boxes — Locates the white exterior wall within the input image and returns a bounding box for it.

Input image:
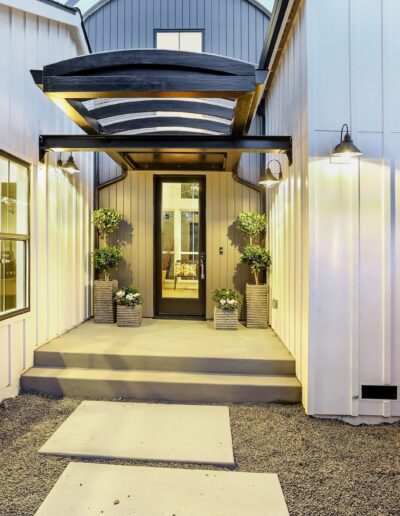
[307,0,400,419]
[267,0,400,419]
[0,3,94,401]
[265,3,309,410]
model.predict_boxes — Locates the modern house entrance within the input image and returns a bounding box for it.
[33,49,291,319]
[154,175,206,318]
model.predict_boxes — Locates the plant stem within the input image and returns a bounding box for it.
[254,271,259,285]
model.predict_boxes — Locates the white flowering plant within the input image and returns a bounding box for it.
[212,288,243,311]
[114,286,143,307]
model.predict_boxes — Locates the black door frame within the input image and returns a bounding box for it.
[154,175,206,319]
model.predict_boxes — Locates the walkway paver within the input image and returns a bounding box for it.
[35,463,289,516]
[40,401,234,466]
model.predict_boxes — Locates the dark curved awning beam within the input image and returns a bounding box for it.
[43,49,256,77]
[104,116,230,135]
[89,100,234,121]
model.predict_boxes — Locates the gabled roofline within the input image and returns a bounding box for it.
[37,0,77,14]
[38,0,92,52]
[247,0,271,18]
[83,0,271,21]
[2,0,91,54]
[259,0,301,96]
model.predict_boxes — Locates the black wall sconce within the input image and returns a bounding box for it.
[62,154,80,174]
[332,124,362,158]
[259,159,282,188]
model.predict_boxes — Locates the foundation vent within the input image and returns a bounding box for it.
[361,385,398,400]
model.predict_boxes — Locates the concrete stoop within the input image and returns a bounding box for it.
[22,367,301,403]
[21,320,301,403]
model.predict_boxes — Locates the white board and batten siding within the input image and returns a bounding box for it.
[267,0,400,419]
[0,3,94,401]
[264,2,309,410]
[307,0,400,419]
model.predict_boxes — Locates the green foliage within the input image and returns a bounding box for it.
[240,244,271,284]
[114,286,144,306]
[91,247,123,279]
[212,288,243,311]
[236,212,267,242]
[92,208,122,238]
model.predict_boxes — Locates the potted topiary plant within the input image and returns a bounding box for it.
[115,286,144,327]
[236,211,271,328]
[91,208,123,323]
[91,247,123,282]
[91,246,123,323]
[212,288,243,330]
[92,208,122,240]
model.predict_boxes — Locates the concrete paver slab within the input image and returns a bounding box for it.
[40,401,234,466]
[35,463,289,516]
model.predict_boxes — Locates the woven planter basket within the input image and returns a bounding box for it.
[214,307,239,330]
[117,305,143,327]
[246,283,269,328]
[93,279,118,323]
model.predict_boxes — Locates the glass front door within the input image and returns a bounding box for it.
[155,176,206,317]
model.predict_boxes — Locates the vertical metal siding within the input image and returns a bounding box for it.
[0,5,94,401]
[84,0,269,64]
[306,0,400,419]
[265,4,309,408]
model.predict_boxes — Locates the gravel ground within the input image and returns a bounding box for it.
[0,394,399,516]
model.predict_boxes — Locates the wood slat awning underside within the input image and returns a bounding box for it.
[32,49,291,171]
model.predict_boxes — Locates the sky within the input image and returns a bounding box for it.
[259,0,275,12]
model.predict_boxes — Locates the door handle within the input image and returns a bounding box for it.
[200,252,206,280]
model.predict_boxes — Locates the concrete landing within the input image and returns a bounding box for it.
[33,318,296,375]
[35,463,289,516]
[40,401,234,466]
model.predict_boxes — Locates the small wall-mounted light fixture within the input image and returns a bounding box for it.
[56,153,64,170]
[62,154,80,174]
[259,159,282,188]
[332,124,362,158]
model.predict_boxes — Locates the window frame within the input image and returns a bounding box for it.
[0,149,31,322]
[154,29,205,52]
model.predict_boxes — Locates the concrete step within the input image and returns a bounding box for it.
[21,367,301,403]
[34,349,295,376]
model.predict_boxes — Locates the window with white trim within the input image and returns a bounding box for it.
[0,151,29,320]
[156,31,203,52]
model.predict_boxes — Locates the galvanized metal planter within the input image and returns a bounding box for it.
[93,279,118,324]
[246,284,269,328]
[214,307,239,330]
[117,305,143,327]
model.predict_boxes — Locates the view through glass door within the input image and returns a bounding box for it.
[155,176,206,317]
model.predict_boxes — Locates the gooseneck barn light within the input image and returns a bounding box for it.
[62,154,80,174]
[332,124,362,158]
[259,159,282,188]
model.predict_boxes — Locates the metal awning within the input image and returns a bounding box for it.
[33,49,291,171]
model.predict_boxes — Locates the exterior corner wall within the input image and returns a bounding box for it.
[0,4,94,402]
[264,2,310,410]
[306,0,400,418]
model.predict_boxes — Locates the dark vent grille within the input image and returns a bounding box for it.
[361,385,398,400]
